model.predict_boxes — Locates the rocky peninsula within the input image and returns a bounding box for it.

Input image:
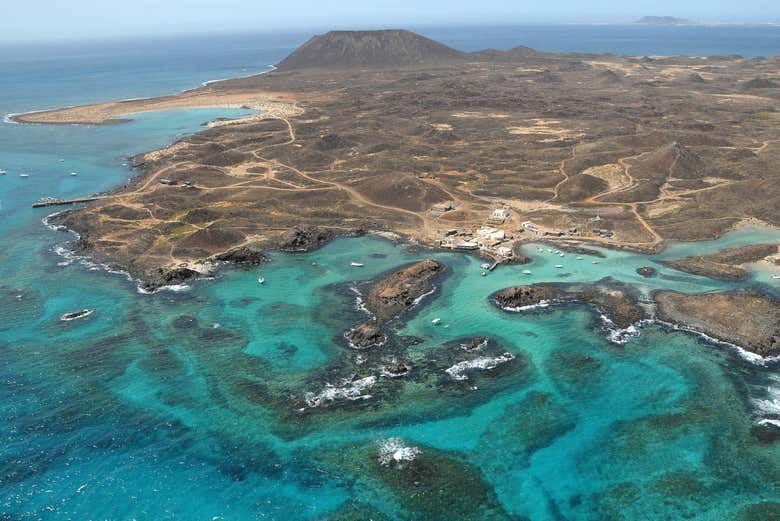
[345,259,445,348]
[493,281,646,329]
[654,291,780,357]
[663,243,779,280]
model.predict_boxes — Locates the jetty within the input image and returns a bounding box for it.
[32,196,107,208]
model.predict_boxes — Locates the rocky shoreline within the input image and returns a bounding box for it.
[345,259,446,349]
[662,243,779,281]
[493,281,646,330]
[493,280,780,357]
[654,290,780,357]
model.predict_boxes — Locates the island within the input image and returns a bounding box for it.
[18,29,780,291]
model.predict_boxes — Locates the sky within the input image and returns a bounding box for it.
[4,0,780,43]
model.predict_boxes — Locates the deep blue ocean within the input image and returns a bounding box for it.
[0,25,779,520]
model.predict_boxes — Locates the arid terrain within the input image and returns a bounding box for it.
[20,29,780,287]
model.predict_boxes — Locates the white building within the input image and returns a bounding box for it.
[489,207,511,223]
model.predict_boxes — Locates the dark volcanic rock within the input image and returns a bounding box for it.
[459,336,490,351]
[212,246,267,265]
[363,259,445,322]
[636,266,657,277]
[343,259,445,350]
[654,290,780,357]
[494,282,646,329]
[142,266,200,292]
[277,227,335,252]
[276,29,467,71]
[493,285,559,310]
[345,321,386,349]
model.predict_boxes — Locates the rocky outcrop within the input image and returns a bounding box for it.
[345,322,386,349]
[276,227,336,252]
[494,282,646,329]
[344,259,445,349]
[493,285,560,310]
[140,266,201,292]
[363,259,445,322]
[654,290,780,357]
[662,243,778,281]
[636,266,657,277]
[212,246,267,265]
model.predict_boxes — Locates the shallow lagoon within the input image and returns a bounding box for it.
[1,45,779,521]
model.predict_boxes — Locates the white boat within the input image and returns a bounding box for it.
[58,158,65,162]
[19,173,29,177]
[60,309,93,321]
[555,264,564,269]
[431,318,441,325]
[592,260,599,265]
[69,172,78,176]
[772,274,780,280]
[559,253,565,257]
[0,169,6,175]
[576,256,583,260]
[522,269,532,275]
[481,271,487,277]
[547,249,553,253]
[257,277,265,284]
[350,262,364,267]
[481,262,491,270]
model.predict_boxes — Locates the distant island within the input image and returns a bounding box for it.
[636,16,695,25]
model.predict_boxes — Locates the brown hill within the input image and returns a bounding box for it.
[741,77,778,90]
[644,141,708,179]
[276,29,467,71]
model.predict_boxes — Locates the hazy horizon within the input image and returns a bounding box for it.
[4,0,780,44]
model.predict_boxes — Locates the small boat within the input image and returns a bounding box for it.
[257,277,265,284]
[481,271,487,277]
[559,253,565,257]
[772,274,780,280]
[547,249,553,253]
[58,158,65,162]
[19,173,29,177]
[576,256,583,260]
[60,309,93,321]
[555,264,564,269]
[592,260,599,265]
[0,169,6,175]
[481,263,491,270]
[522,269,532,275]
[432,318,442,325]
[350,262,364,267]
[69,172,78,176]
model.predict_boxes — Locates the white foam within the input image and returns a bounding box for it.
[654,319,780,366]
[304,375,377,408]
[445,353,515,381]
[378,438,421,467]
[349,285,371,315]
[599,314,650,345]
[501,299,552,312]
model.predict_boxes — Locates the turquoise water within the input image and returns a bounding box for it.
[1,32,779,521]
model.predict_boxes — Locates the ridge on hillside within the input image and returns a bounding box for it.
[275,29,468,70]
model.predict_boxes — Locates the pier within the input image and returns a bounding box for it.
[32,196,107,208]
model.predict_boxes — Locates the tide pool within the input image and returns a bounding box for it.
[1,32,779,521]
